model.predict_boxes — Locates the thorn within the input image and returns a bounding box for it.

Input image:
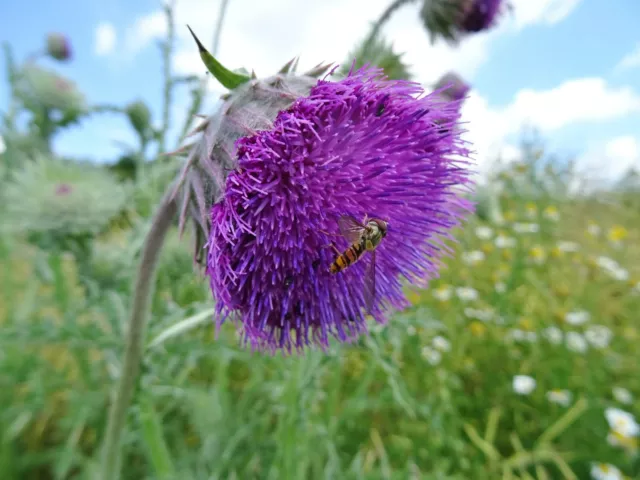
[305,62,333,78]
[193,113,208,119]
[161,144,190,157]
[278,57,298,74]
[186,24,207,55]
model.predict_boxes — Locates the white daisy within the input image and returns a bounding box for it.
[564,310,590,326]
[513,375,536,395]
[432,335,451,352]
[557,241,580,252]
[495,235,516,248]
[605,407,640,438]
[585,325,613,349]
[566,331,588,353]
[612,387,633,405]
[513,222,540,233]
[475,226,494,239]
[421,346,442,366]
[455,287,478,302]
[590,463,623,480]
[461,250,485,265]
[542,326,563,345]
[546,389,572,407]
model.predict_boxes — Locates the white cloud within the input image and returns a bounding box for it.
[576,136,640,186]
[126,11,166,56]
[460,78,640,175]
[95,23,117,56]
[509,0,582,29]
[615,42,640,73]
[126,0,582,87]
[124,0,595,178]
[605,136,639,164]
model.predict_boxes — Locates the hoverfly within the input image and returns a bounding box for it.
[324,214,388,311]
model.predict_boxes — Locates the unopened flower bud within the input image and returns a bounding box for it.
[434,72,470,101]
[46,33,72,61]
[125,100,152,138]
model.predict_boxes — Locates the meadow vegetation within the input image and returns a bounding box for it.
[1,3,640,479]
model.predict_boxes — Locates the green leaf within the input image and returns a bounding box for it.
[186,25,251,90]
[139,396,176,479]
[147,306,216,349]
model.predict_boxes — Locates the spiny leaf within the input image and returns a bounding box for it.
[186,25,251,90]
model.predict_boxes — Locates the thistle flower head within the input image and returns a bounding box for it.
[46,33,72,61]
[206,65,474,353]
[420,0,506,43]
[434,72,470,102]
[1,155,128,236]
[17,65,86,113]
[459,0,503,33]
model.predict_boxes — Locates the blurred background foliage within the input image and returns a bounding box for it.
[1,0,639,479]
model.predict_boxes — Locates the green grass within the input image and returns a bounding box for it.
[1,169,639,480]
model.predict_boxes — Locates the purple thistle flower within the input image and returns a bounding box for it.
[434,72,470,102]
[459,0,503,33]
[205,66,475,354]
[55,183,73,196]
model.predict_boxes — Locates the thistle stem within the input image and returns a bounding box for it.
[158,0,176,156]
[363,0,417,50]
[98,191,177,480]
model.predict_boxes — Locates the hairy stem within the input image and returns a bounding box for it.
[98,191,177,480]
[363,0,418,50]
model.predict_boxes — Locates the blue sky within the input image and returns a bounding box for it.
[1,0,639,181]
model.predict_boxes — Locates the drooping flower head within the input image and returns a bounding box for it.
[459,0,503,33]
[434,72,470,102]
[420,0,507,43]
[205,65,474,353]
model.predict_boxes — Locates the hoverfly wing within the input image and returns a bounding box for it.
[363,250,377,313]
[337,215,366,243]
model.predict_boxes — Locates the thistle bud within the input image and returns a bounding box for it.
[172,28,474,353]
[1,155,128,236]
[46,33,72,61]
[18,65,86,113]
[125,100,152,139]
[434,72,470,102]
[342,35,412,80]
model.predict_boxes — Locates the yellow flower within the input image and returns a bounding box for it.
[550,246,563,258]
[502,249,513,261]
[543,205,559,221]
[469,321,487,337]
[518,317,534,331]
[406,289,421,305]
[552,284,571,298]
[529,246,545,264]
[623,327,637,341]
[525,202,537,217]
[504,210,515,222]
[481,242,494,254]
[608,225,628,243]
